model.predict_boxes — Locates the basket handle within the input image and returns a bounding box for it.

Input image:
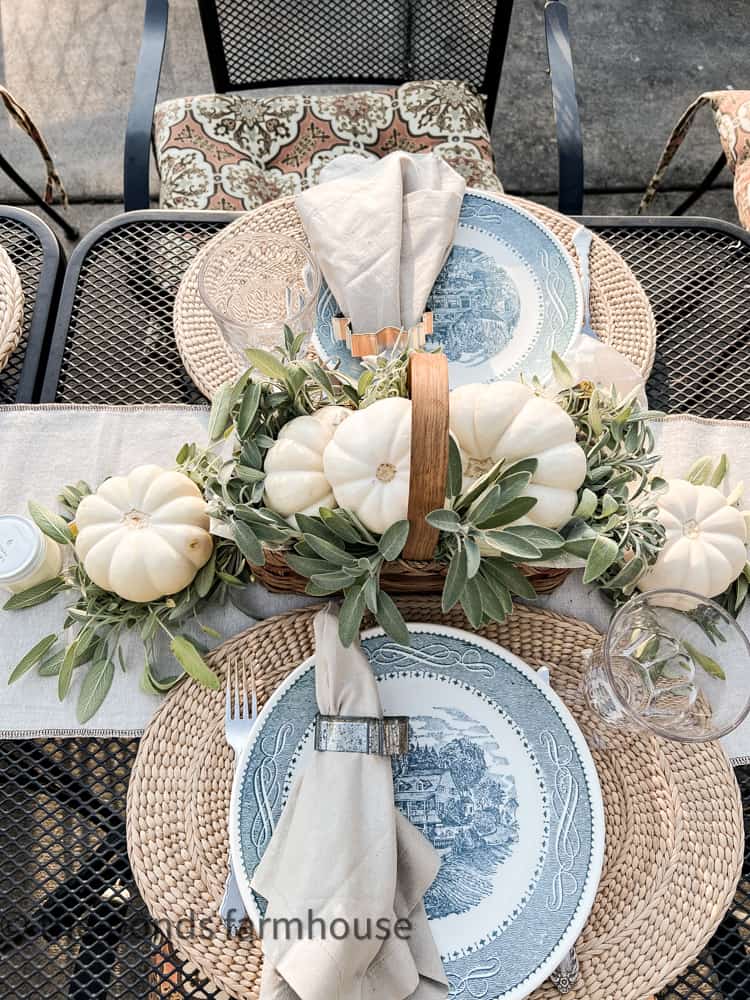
[404,352,449,560]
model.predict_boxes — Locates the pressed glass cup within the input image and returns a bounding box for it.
[584,588,750,742]
[198,232,320,362]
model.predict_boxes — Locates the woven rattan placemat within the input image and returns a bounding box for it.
[127,600,742,1000]
[0,245,23,374]
[174,194,657,400]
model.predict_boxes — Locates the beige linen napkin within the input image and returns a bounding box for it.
[251,607,448,1000]
[296,151,465,334]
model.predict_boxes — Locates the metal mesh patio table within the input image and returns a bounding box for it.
[0,205,63,403]
[2,210,748,999]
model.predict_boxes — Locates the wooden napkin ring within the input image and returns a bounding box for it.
[332,312,434,357]
[404,351,450,561]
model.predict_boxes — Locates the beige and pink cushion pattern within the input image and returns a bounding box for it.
[153,79,502,211]
[640,90,750,230]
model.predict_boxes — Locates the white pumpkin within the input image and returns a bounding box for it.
[323,397,411,534]
[263,405,351,520]
[74,464,213,603]
[638,478,748,598]
[449,382,586,528]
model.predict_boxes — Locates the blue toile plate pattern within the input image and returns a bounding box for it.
[230,625,604,1000]
[312,191,583,388]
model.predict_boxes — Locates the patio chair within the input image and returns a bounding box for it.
[124,0,584,215]
[639,90,750,228]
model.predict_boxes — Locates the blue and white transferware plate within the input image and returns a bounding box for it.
[230,625,604,999]
[312,191,583,388]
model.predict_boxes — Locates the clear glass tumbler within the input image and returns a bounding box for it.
[584,589,750,742]
[198,232,320,362]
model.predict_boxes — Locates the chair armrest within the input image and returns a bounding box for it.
[124,0,169,211]
[545,0,584,215]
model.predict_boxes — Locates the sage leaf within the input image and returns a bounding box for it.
[208,381,234,440]
[442,546,467,612]
[286,553,337,577]
[709,454,729,488]
[295,513,339,544]
[245,348,289,382]
[58,641,79,701]
[551,351,574,388]
[375,591,411,646]
[194,551,217,598]
[310,568,360,592]
[583,534,620,584]
[481,529,542,561]
[507,525,563,551]
[465,537,481,579]
[477,570,512,622]
[304,534,357,566]
[604,555,646,591]
[28,501,73,545]
[482,558,537,599]
[496,471,534,505]
[8,634,57,684]
[171,636,220,689]
[460,576,483,628]
[446,436,463,499]
[38,649,66,677]
[319,508,363,544]
[234,522,265,566]
[77,658,115,723]
[686,456,713,485]
[573,488,598,519]
[426,509,462,533]
[364,574,379,613]
[3,576,69,610]
[339,586,367,647]
[682,640,726,681]
[378,520,410,562]
[476,497,537,530]
[237,381,262,439]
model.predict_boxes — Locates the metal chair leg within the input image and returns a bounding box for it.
[0,152,79,240]
[671,152,728,217]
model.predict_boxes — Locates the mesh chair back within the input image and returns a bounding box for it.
[197,0,513,122]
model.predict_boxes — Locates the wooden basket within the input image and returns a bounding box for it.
[253,353,571,596]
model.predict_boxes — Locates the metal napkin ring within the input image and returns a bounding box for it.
[314,714,409,755]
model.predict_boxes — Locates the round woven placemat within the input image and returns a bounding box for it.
[127,599,742,1000]
[0,245,24,373]
[174,194,657,400]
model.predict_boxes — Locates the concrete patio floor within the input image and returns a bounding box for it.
[0,0,745,247]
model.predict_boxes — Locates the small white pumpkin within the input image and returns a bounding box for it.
[263,405,351,520]
[449,382,586,528]
[323,397,411,534]
[75,464,213,603]
[638,478,748,598]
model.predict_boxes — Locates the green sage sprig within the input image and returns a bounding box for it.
[4,452,250,723]
[553,360,666,601]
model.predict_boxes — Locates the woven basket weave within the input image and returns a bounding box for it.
[0,245,23,373]
[127,599,743,1000]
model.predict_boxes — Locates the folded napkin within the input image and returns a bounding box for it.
[296,151,465,334]
[0,405,252,737]
[251,607,448,1000]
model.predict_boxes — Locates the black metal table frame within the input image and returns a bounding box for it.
[11,209,750,1000]
[1,205,64,403]
[41,208,750,402]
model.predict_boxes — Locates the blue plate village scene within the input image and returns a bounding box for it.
[392,707,520,920]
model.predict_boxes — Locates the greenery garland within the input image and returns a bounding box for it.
[206,336,664,646]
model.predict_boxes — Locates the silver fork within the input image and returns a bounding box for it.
[571,225,597,340]
[219,661,258,936]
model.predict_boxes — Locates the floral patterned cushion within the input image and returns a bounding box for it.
[641,90,750,230]
[154,80,502,211]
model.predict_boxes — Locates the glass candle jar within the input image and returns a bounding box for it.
[0,515,63,594]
